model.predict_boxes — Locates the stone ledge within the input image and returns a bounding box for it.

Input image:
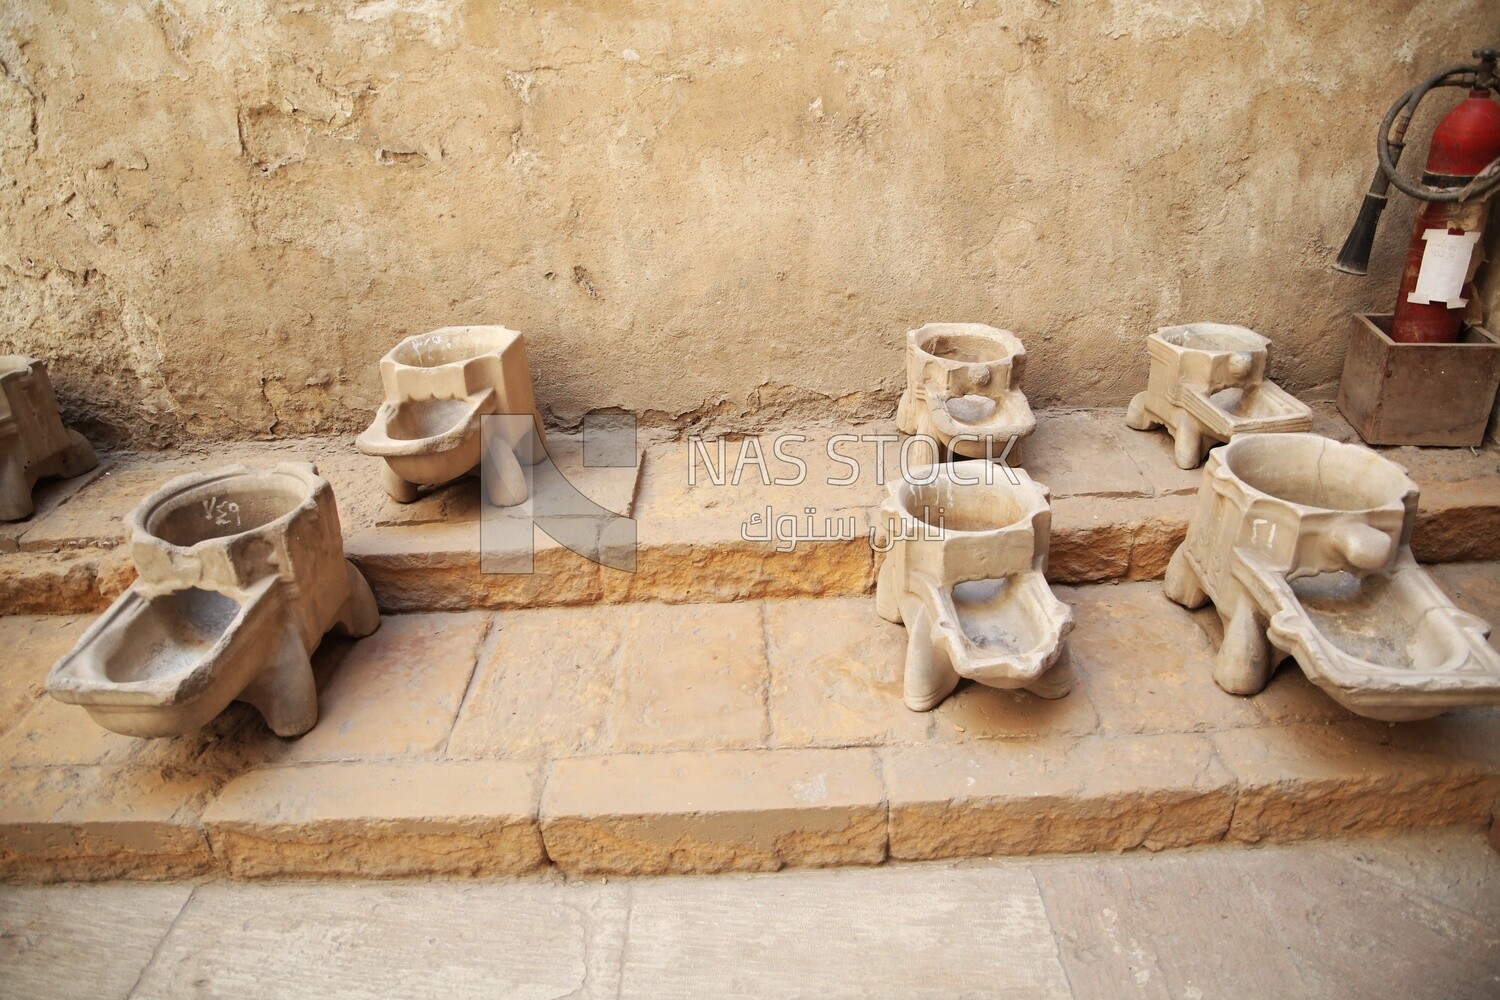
[1213,722,1500,844]
[539,749,888,876]
[884,733,1238,860]
[201,760,545,879]
[3,409,1497,615]
[2,724,1495,882]
[0,765,216,882]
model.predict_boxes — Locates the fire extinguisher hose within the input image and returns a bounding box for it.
[1335,49,1499,274]
[1377,62,1500,203]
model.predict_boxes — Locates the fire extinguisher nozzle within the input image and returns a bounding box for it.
[1334,191,1388,276]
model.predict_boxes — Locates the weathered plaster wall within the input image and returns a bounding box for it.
[2,1,1498,445]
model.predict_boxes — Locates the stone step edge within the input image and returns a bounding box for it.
[1,724,1495,882]
[3,480,1496,617]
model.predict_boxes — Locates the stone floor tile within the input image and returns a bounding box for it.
[1067,582,1264,734]
[609,601,769,752]
[1048,493,1194,584]
[0,544,132,616]
[635,429,887,547]
[885,732,1235,860]
[0,680,269,772]
[0,614,93,739]
[1211,721,1500,843]
[0,459,110,552]
[929,655,1101,740]
[1033,849,1315,997]
[620,865,1071,1000]
[542,748,886,875]
[128,880,629,1000]
[271,612,490,763]
[446,604,624,760]
[0,883,193,999]
[16,454,211,551]
[202,759,543,877]
[1035,842,1500,999]
[1414,478,1500,564]
[1111,410,1206,497]
[1321,831,1500,926]
[1236,847,1500,999]
[764,597,931,747]
[1026,408,1152,498]
[610,431,880,604]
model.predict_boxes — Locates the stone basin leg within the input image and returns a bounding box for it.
[1023,648,1074,700]
[58,429,96,478]
[1164,547,1208,608]
[481,436,529,507]
[0,451,30,521]
[1125,391,1155,431]
[237,622,319,738]
[1172,414,1205,470]
[1214,598,1273,696]
[336,561,381,638]
[381,463,421,504]
[900,595,961,712]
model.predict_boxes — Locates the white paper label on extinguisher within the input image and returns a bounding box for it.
[1407,229,1480,308]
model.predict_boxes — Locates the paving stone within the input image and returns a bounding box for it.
[1066,582,1264,734]
[0,765,216,880]
[541,748,887,875]
[1026,409,1152,498]
[1322,831,1500,926]
[0,883,193,998]
[128,880,628,1000]
[0,615,92,739]
[609,601,768,753]
[1035,841,1500,999]
[0,459,110,552]
[764,597,931,748]
[885,732,1236,860]
[1371,706,1500,772]
[271,612,490,763]
[620,865,1071,1000]
[446,604,624,760]
[0,652,277,772]
[4,414,1500,618]
[1211,721,1500,843]
[1033,849,1317,997]
[202,760,544,878]
[613,431,879,605]
[1234,847,1500,998]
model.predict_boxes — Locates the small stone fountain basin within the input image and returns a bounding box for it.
[947,576,1061,671]
[47,579,284,737]
[141,468,311,548]
[388,326,519,370]
[914,326,1018,364]
[1220,433,1411,514]
[1158,324,1267,354]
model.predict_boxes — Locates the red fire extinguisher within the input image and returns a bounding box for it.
[1336,48,1500,343]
